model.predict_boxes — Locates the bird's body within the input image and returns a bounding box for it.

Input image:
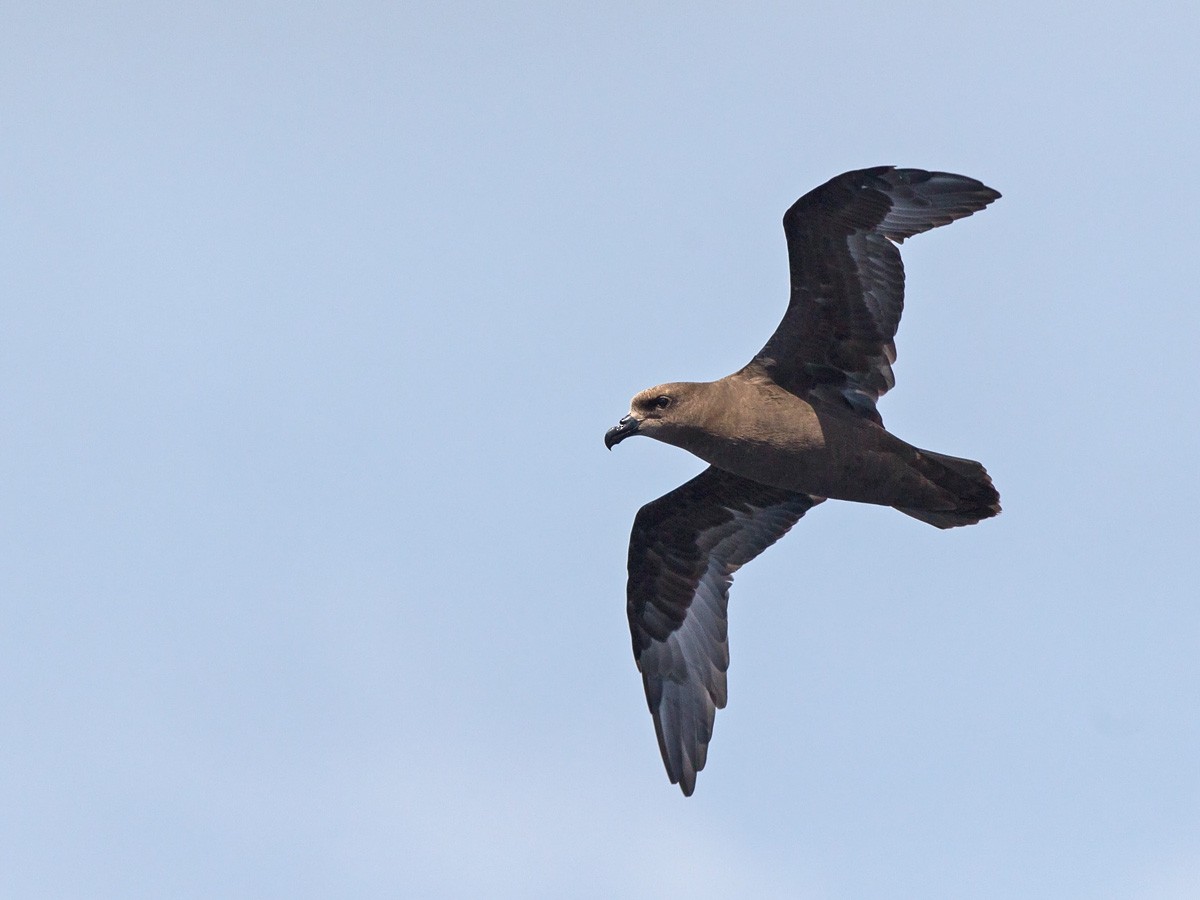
[624,375,997,522]
[606,166,1001,795]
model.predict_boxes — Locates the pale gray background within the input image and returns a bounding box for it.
[3,2,1199,898]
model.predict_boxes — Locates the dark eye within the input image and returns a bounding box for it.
[653,395,672,409]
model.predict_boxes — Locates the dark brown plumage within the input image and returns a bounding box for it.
[605,166,1001,795]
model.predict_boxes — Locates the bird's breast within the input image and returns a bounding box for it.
[678,399,923,505]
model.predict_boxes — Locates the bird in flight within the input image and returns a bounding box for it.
[605,166,1001,795]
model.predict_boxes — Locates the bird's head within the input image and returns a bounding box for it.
[604,382,700,449]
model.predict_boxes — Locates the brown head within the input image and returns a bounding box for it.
[604,382,710,450]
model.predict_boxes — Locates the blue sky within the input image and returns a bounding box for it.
[3,2,1199,897]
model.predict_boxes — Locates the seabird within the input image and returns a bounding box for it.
[605,166,1001,795]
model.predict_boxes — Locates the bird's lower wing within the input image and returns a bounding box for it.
[626,466,821,795]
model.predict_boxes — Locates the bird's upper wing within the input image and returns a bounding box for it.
[626,465,821,795]
[745,166,1000,421]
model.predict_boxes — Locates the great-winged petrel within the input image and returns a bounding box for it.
[605,166,1001,796]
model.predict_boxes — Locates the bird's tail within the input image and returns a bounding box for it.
[895,449,1001,529]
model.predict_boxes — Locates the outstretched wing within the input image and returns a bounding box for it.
[747,166,1000,421]
[626,466,822,795]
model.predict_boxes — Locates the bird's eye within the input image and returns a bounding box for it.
[653,395,672,409]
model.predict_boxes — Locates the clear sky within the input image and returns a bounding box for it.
[3,2,1199,898]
